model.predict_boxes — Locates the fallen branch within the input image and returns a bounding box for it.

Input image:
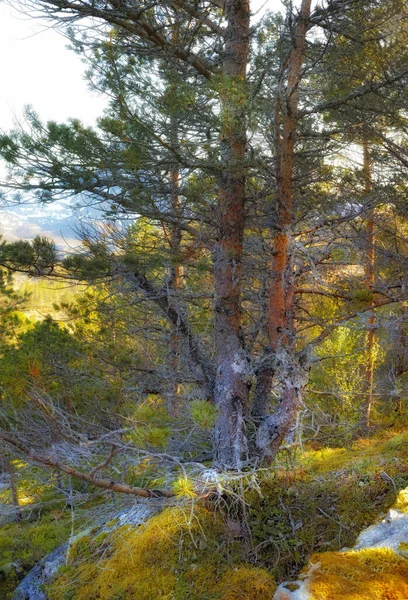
[1,432,175,499]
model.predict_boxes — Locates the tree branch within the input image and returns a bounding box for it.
[38,0,215,79]
[1,432,175,498]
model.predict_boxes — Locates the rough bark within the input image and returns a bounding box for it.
[360,140,376,431]
[393,318,406,415]
[166,64,185,415]
[253,0,312,457]
[255,348,311,458]
[213,0,250,469]
[167,165,184,416]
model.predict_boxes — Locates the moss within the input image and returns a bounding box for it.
[244,429,408,583]
[301,431,408,475]
[308,548,408,600]
[398,542,408,558]
[0,513,71,599]
[47,507,276,600]
[393,488,408,513]
[219,566,276,599]
[247,471,397,582]
[284,582,300,592]
[105,518,119,528]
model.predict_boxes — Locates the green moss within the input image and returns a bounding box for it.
[105,518,119,528]
[47,507,276,600]
[0,513,71,599]
[398,542,408,558]
[219,566,276,599]
[302,431,408,475]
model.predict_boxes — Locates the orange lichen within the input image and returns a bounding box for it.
[308,548,408,600]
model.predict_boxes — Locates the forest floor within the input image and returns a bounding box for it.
[2,426,408,599]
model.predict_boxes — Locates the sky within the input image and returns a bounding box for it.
[0,2,111,246]
[0,0,283,246]
[0,3,107,130]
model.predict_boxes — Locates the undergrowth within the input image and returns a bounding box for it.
[3,428,408,599]
[46,506,276,600]
[0,511,72,599]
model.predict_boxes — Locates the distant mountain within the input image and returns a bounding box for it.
[0,200,110,250]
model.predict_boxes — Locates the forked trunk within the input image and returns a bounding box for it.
[256,348,311,458]
[253,0,312,458]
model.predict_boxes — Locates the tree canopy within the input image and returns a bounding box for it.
[0,0,407,485]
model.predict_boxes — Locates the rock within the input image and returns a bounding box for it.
[273,580,310,600]
[12,543,68,600]
[12,502,159,599]
[354,507,408,553]
[272,488,408,600]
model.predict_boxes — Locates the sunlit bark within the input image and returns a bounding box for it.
[360,139,376,430]
[253,0,312,459]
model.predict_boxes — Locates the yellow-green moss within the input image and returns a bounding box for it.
[301,431,408,475]
[243,429,408,584]
[219,566,276,599]
[47,507,276,600]
[308,548,408,600]
[0,513,72,600]
[398,541,408,558]
[393,488,408,513]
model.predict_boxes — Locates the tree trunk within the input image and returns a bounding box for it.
[213,0,250,469]
[3,452,22,521]
[360,139,376,431]
[167,165,184,417]
[253,0,312,458]
[393,318,406,415]
[165,23,184,417]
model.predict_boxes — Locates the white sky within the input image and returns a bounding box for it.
[0,2,107,130]
[0,0,283,129]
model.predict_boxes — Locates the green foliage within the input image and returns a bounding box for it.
[0,317,83,402]
[0,513,71,600]
[124,399,173,449]
[0,237,56,276]
[63,244,112,280]
[190,399,218,430]
[172,477,197,498]
[353,288,374,303]
[0,266,30,348]
[308,324,377,439]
